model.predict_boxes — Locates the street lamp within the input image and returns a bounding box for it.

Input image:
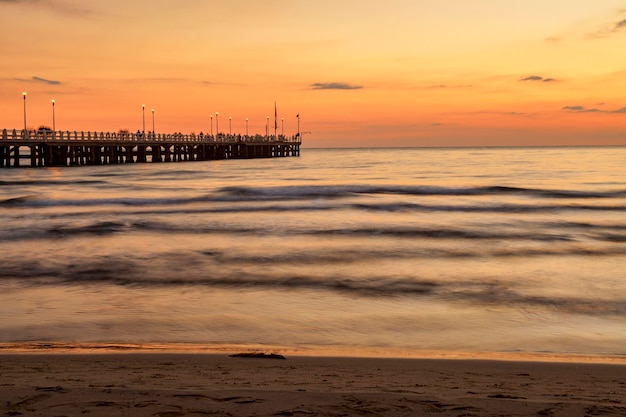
[266,115,269,138]
[22,92,27,138]
[229,116,232,135]
[245,118,248,136]
[151,108,155,136]
[297,113,300,139]
[142,104,145,133]
[281,117,284,137]
[215,112,219,135]
[210,114,213,136]
[51,99,56,133]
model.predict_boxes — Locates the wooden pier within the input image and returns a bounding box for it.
[0,129,301,168]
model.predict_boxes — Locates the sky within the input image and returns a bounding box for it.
[1,0,626,147]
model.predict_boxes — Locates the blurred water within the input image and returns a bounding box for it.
[1,147,625,357]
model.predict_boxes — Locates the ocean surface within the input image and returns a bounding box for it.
[1,147,625,359]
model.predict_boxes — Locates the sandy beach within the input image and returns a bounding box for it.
[1,353,625,417]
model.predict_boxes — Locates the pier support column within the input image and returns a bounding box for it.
[137,146,147,163]
[12,146,20,167]
[0,146,6,167]
[152,145,162,162]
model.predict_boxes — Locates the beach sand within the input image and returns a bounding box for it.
[1,353,625,417]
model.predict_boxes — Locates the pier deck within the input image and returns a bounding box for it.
[0,129,301,168]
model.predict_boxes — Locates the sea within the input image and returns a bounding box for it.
[1,147,625,359]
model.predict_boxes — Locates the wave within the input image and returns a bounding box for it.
[3,200,625,219]
[2,217,625,245]
[2,198,625,215]
[1,257,623,316]
[0,179,105,186]
[0,195,211,207]
[3,184,625,208]
[0,195,38,206]
[218,185,626,200]
[350,202,626,213]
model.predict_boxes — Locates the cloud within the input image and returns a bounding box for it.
[0,0,92,16]
[588,14,626,38]
[562,105,626,113]
[562,105,600,113]
[544,36,561,43]
[32,76,61,85]
[520,75,543,82]
[520,76,558,83]
[425,84,472,89]
[309,82,363,90]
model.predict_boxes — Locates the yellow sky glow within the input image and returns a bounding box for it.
[1,0,625,147]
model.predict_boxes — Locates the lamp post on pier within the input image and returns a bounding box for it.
[229,116,232,135]
[266,116,269,138]
[51,100,56,133]
[22,92,27,138]
[245,118,248,136]
[151,108,155,137]
[210,114,213,136]
[142,104,146,133]
[215,112,219,136]
[281,117,284,137]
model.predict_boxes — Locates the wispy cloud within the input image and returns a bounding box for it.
[520,75,557,83]
[14,75,62,85]
[544,36,561,43]
[562,105,626,113]
[0,0,93,17]
[562,105,600,113]
[587,11,626,38]
[32,76,61,85]
[423,84,472,89]
[309,82,363,90]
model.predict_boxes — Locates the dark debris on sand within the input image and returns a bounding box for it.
[229,353,286,360]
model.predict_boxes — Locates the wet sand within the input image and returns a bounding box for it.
[1,353,625,416]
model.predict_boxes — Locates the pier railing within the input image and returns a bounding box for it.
[1,128,302,168]
[0,129,302,144]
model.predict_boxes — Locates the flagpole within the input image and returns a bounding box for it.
[274,101,277,141]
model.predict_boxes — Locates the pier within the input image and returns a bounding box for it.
[0,129,301,168]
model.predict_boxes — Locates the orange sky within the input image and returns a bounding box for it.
[1,0,625,147]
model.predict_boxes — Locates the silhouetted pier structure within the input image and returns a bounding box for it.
[0,129,301,168]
